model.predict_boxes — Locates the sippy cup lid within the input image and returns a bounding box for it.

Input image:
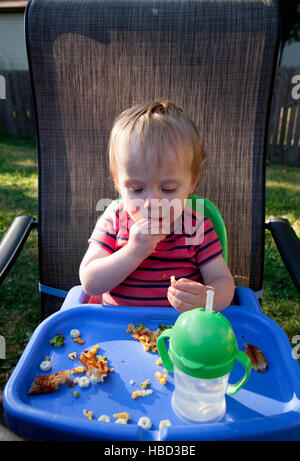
[158,308,244,380]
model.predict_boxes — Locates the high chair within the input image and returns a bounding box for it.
[1,0,300,441]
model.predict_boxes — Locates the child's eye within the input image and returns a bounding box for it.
[129,187,143,193]
[162,188,177,193]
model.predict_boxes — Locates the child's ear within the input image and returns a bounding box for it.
[114,178,120,192]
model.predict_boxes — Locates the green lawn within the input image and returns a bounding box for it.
[0,134,299,390]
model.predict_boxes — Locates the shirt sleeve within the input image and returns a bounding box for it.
[194,218,224,268]
[88,200,119,254]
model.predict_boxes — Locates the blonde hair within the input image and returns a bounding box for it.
[108,101,205,191]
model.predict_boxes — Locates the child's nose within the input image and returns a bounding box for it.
[144,197,163,218]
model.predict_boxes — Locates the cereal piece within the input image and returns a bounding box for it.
[141,379,151,389]
[129,379,135,385]
[131,389,153,399]
[83,409,93,420]
[113,412,130,421]
[72,391,80,398]
[77,376,91,388]
[159,419,172,430]
[73,337,85,344]
[170,275,176,284]
[71,366,86,374]
[98,415,111,423]
[156,358,163,365]
[138,416,152,430]
[70,329,80,338]
[39,360,51,372]
[68,352,77,360]
[155,371,167,385]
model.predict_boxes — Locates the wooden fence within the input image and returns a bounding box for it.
[267,66,300,165]
[0,70,35,138]
[0,68,299,164]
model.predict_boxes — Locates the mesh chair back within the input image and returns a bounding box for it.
[25,0,280,318]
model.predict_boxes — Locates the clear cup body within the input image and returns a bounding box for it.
[171,366,229,423]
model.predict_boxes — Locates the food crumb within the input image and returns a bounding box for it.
[141,379,151,389]
[155,371,167,385]
[71,366,86,374]
[113,412,130,421]
[98,414,111,423]
[159,419,172,430]
[73,337,85,344]
[131,389,153,399]
[68,352,77,360]
[115,418,127,424]
[83,409,93,420]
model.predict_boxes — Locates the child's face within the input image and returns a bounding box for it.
[115,146,198,233]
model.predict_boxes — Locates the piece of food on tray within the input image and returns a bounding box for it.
[98,414,111,423]
[70,329,81,338]
[78,344,111,383]
[131,389,153,399]
[155,371,168,385]
[77,376,91,388]
[28,370,70,395]
[126,323,172,353]
[68,352,77,360]
[115,418,128,424]
[244,343,268,372]
[138,416,152,430]
[113,412,130,421]
[39,360,51,371]
[170,275,176,284]
[83,409,93,420]
[73,337,85,344]
[49,333,65,348]
[141,379,151,389]
[159,419,172,430]
[71,366,85,374]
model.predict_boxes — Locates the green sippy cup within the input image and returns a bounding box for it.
[157,291,252,423]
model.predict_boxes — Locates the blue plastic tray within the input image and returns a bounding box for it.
[3,289,300,441]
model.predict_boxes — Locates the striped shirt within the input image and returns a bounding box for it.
[87,200,223,306]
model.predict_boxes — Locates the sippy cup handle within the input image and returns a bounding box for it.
[226,350,252,396]
[156,329,174,373]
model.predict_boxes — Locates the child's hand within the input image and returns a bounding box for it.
[167,278,215,313]
[127,218,166,259]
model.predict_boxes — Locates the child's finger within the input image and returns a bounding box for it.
[167,290,194,313]
[173,280,203,295]
[168,286,196,305]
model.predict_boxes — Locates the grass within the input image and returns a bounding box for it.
[0,134,299,391]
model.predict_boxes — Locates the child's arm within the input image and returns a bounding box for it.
[80,218,166,296]
[167,256,235,312]
[201,256,235,310]
[80,243,144,296]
